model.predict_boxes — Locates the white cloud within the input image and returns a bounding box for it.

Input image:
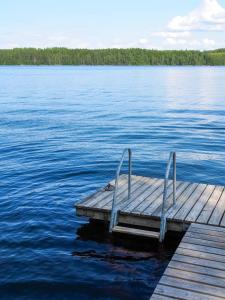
[166,38,189,45]
[168,0,225,31]
[108,37,160,49]
[139,38,148,45]
[202,38,216,46]
[151,0,224,50]
[153,31,191,38]
[165,37,217,49]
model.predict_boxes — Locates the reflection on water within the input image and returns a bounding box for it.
[73,220,182,300]
[1,66,225,299]
[75,220,182,258]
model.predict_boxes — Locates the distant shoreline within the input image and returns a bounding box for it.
[1,65,225,67]
[0,48,225,66]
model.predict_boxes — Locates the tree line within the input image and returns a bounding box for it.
[0,48,225,65]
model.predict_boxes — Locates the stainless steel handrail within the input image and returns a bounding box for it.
[109,148,132,232]
[173,152,176,206]
[159,152,176,242]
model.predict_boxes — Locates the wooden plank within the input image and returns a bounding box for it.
[122,178,164,213]
[191,223,225,233]
[220,213,225,227]
[160,275,225,298]
[112,225,159,239]
[169,260,225,279]
[101,176,151,209]
[209,189,225,226]
[131,181,173,214]
[197,186,224,224]
[176,247,225,263]
[94,175,147,209]
[78,174,134,209]
[153,181,190,217]
[220,212,225,227]
[96,175,147,209]
[150,295,175,300]
[173,183,207,221]
[180,241,225,256]
[154,283,223,300]
[114,176,159,210]
[185,185,215,223]
[185,231,225,245]
[173,253,225,271]
[117,177,160,211]
[77,174,127,207]
[148,182,184,217]
[166,182,198,219]
[181,236,225,251]
[143,182,178,216]
[165,267,225,288]
[76,207,185,231]
[188,225,225,238]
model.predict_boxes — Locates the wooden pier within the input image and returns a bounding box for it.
[151,223,225,299]
[76,174,225,232]
[75,147,225,300]
[76,172,225,299]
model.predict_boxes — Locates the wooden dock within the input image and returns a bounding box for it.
[75,145,225,299]
[76,174,225,232]
[151,223,225,300]
[76,173,225,299]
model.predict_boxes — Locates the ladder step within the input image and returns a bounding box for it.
[112,225,160,239]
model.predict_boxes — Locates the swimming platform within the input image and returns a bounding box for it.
[75,149,225,299]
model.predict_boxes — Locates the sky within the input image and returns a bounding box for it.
[0,0,225,50]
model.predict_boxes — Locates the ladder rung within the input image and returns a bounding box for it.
[112,225,160,239]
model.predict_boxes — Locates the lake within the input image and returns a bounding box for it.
[1,66,225,300]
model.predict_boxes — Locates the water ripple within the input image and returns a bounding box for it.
[1,66,225,300]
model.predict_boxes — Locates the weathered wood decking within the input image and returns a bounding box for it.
[76,175,225,231]
[151,223,225,300]
[76,175,225,299]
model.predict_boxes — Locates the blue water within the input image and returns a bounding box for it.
[1,66,225,300]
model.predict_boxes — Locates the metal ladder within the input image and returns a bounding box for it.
[109,148,132,232]
[109,149,177,242]
[159,151,176,242]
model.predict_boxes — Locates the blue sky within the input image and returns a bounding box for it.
[1,0,225,50]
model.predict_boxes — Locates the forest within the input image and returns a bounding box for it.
[0,48,225,65]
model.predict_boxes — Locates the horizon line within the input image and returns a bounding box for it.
[0,47,224,52]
